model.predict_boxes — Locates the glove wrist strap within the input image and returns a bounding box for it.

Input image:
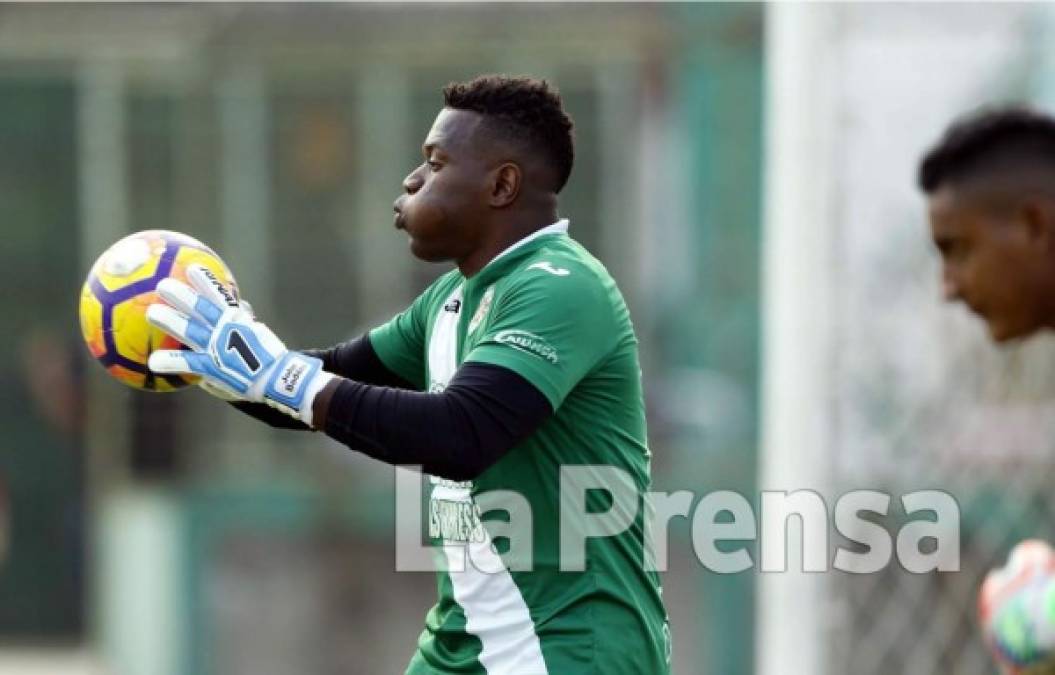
[263,353,334,425]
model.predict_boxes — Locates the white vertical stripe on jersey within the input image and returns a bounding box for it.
[428,284,549,675]
[427,285,463,391]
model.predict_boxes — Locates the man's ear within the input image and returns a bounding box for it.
[1021,198,1055,250]
[490,163,522,208]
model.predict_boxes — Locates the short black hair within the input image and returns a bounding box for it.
[918,106,1055,194]
[443,74,575,193]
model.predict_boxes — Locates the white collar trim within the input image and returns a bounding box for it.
[484,219,569,270]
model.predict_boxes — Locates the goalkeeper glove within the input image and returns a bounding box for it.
[145,264,334,426]
[196,298,255,403]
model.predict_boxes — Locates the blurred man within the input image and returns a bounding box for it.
[919,106,1055,343]
[920,108,1055,674]
[147,75,670,674]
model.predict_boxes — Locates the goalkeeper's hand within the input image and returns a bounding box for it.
[194,298,255,402]
[145,264,334,425]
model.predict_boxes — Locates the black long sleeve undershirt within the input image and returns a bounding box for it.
[310,336,416,390]
[229,335,553,481]
[321,362,553,482]
[229,334,412,429]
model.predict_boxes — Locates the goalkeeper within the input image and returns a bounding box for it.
[920,107,1055,674]
[147,75,670,675]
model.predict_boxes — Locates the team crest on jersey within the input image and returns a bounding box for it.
[468,285,495,335]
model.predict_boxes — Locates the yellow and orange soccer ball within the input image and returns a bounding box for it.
[79,230,239,392]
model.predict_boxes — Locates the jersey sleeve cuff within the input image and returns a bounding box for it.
[463,349,564,411]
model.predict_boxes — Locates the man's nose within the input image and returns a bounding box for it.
[403,168,424,194]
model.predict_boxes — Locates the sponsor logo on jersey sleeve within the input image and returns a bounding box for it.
[494,329,559,364]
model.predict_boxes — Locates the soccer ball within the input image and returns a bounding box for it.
[79,230,239,392]
[979,539,1055,674]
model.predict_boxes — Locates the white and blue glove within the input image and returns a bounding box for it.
[146,264,333,426]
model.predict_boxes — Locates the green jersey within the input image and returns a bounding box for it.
[370,221,670,675]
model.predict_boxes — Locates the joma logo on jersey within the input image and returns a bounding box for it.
[528,261,570,277]
[428,498,486,543]
[495,330,559,364]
